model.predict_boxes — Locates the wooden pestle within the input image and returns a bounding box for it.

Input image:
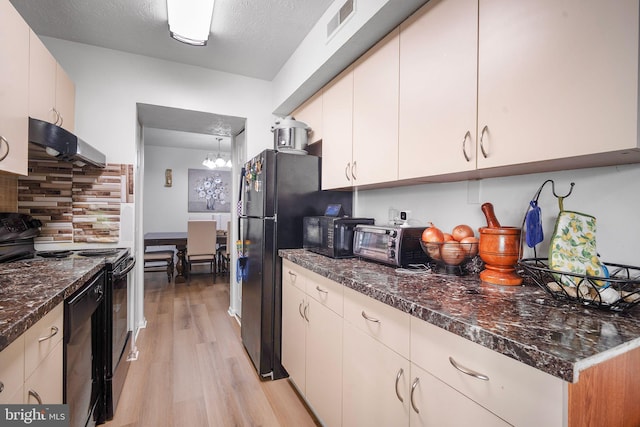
[481,203,501,228]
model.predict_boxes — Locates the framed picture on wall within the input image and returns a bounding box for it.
[188,168,232,213]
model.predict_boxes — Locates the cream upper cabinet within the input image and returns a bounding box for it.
[29,31,76,133]
[476,0,639,169]
[0,1,29,176]
[292,90,323,145]
[398,0,478,180]
[352,28,400,187]
[322,66,354,190]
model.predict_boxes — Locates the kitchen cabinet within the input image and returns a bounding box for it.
[29,31,76,133]
[398,0,478,180]
[0,303,63,405]
[292,89,323,144]
[0,0,29,176]
[351,28,400,187]
[281,260,343,427]
[476,0,640,171]
[409,363,510,427]
[321,66,354,190]
[342,285,411,426]
[411,317,564,427]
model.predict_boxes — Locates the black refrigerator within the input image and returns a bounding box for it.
[240,149,351,380]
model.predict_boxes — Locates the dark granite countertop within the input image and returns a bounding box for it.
[279,249,640,383]
[0,257,105,352]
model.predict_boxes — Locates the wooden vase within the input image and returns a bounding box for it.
[478,226,523,286]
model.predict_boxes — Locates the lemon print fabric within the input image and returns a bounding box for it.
[549,210,606,288]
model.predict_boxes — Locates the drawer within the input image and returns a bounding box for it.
[410,317,566,427]
[343,286,410,359]
[24,340,63,404]
[25,303,63,377]
[306,270,343,316]
[0,335,25,404]
[283,259,307,292]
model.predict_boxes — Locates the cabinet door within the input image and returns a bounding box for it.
[305,297,342,427]
[322,66,354,190]
[352,28,399,187]
[0,335,25,404]
[409,363,510,427]
[24,340,63,404]
[0,1,29,176]
[477,0,639,169]
[292,90,322,144]
[281,276,306,393]
[398,0,478,180]
[29,31,58,125]
[55,64,76,132]
[343,322,410,427]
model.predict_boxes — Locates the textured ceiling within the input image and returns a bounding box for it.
[10,0,334,81]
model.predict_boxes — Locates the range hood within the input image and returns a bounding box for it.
[28,117,106,168]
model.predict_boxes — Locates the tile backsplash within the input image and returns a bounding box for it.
[18,159,134,243]
[0,172,18,212]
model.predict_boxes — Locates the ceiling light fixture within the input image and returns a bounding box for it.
[203,137,229,169]
[214,138,226,167]
[167,0,215,46]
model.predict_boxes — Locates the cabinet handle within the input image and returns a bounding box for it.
[462,130,471,162]
[303,302,309,322]
[410,377,420,413]
[395,368,404,402]
[298,301,305,319]
[28,389,43,405]
[479,125,489,158]
[361,310,380,323]
[449,356,489,381]
[315,285,328,294]
[351,161,357,180]
[288,270,297,285]
[0,136,9,162]
[0,381,4,393]
[345,163,351,181]
[38,326,59,342]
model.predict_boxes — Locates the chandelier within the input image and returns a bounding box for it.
[203,137,231,169]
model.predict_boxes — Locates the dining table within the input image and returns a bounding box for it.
[144,231,227,282]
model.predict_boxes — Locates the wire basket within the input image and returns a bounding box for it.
[518,258,640,312]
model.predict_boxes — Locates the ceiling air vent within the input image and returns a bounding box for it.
[327,0,355,39]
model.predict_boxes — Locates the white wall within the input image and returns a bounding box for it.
[143,145,232,233]
[356,163,640,266]
[41,37,274,164]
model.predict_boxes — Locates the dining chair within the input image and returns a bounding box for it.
[143,249,174,282]
[186,220,217,279]
[216,221,231,275]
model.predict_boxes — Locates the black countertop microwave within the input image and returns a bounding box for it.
[303,216,374,258]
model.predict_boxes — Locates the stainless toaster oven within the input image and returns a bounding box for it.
[353,225,428,267]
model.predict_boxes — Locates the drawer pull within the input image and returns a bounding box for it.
[288,271,297,284]
[449,356,489,381]
[28,389,43,404]
[0,136,9,162]
[361,311,380,323]
[395,368,404,402]
[38,326,59,342]
[410,377,420,413]
[0,381,4,393]
[315,285,328,294]
[462,130,471,162]
[479,125,489,158]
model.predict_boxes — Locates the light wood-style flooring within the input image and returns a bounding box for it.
[104,270,319,427]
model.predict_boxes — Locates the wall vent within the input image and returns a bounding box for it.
[327,0,355,39]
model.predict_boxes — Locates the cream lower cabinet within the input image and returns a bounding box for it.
[281,260,343,426]
[0,303,64,405]
[0,0,29,176]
